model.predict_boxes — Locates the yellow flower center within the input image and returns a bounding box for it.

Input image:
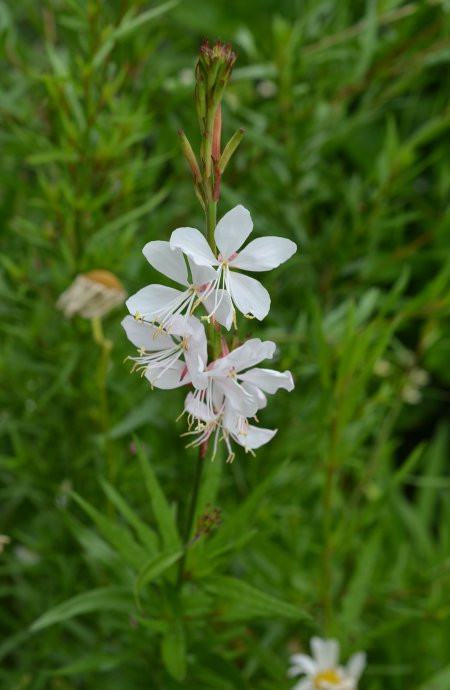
[314,669,342,688]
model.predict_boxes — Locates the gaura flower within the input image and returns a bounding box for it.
[122,314,207,390]
[183,388,277,463]
[181,338,294,460]
[288,637,366,690]
[57,270,126,319]
[126,240,234,330]
[170,205,297,321]
[202,338,294,417]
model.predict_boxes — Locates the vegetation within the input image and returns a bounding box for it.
[1,1,449,688]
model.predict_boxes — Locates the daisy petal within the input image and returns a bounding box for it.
[145,360,189,389]
[126,284,185,321]
[293,679,313,690]
[289,654,317,676]
[215,205,253,259]
[231,236,297,271]
[170,227,217,267]
[239,368,294,393]
[346,652,366,681]
[228,272,270,320]
[311,638,339,670]
[143,241,189,286]
[121,315,173,351]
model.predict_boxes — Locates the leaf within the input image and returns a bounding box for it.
[99,478,158,553]
[161,619,186,681]
[420,664,450,690]
[340,530,381,627]
[135,439,181,551]
[73,492,148,570]
[205,576,308,621]
[30,587,132,632]
[134,549,183,598]
[92,1,179,68]
[86,188,169,250]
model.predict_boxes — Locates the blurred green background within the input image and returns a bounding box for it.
[1,0,450,688]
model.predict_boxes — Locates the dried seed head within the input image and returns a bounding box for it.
[57,270,126,319]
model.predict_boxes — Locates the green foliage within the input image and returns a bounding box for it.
[1,0,450,688]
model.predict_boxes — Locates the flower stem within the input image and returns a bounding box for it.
[206,200,217,252]
[177,443,206,586]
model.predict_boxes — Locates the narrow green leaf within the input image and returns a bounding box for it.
[100,478,158,553]
[135,439,181,551]
[135,550,183,597]
[30,587,132,632]
[161,619,186,681]
[86,188,168,250]
[340,530,381,627]
[73,493,148,570]
[205,576,307,621]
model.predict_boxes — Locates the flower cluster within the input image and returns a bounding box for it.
[288,637,366,690]
[123,204,296,461]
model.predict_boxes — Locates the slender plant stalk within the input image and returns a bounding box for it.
[176,42,239,586]
[91,316,116,513]
[177,443,207,585]
[321,413,339,633]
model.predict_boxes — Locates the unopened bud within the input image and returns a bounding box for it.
[179,129,202,183]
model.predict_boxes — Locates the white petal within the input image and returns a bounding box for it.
[142,241,189,286]
[231,236,297,271]
[202,289,234,330]
[121,315,173,351]
[228,271,270,320]
[223,404,276,451]
[212,339,276,374]
[126,285,185,321]
[346,652,366,681]
[184,391,216,422]
[292,680,313,690]
[239,368,294,394]
[214,205,253,259]
[226,416,277,451]
[145,360,189,389]
[289,654,317,675]
[188,259,218,286]
[241,381,267,410]
[215,378,259,417]
[311,637,339,670]
[170,227,217,267]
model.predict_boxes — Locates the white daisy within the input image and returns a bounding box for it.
[288,637,366,690]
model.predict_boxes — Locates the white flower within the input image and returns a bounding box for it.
[204,338,294,417]
[181,338,294,460]
[183,387,277,463]
[170,205,297,322]
[122,314,207,390]
[126,240,234,329]
[288,638,366,690]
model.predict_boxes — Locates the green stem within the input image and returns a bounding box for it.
[206,199,217,252]
[177,446,205,586]
[321,413,338,634]
[91,317,116,509]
